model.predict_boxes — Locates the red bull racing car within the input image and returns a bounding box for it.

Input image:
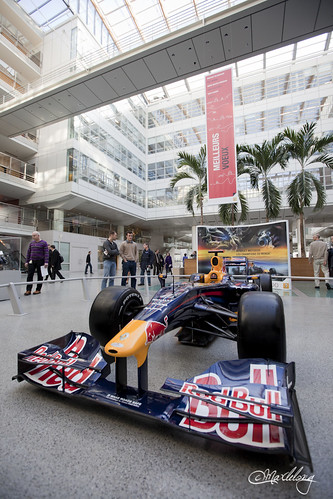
[13,251,312,469]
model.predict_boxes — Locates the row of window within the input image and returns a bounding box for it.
[68,0,119,57]
[148,160,177,181]
[148,125,205,153]
[147,186,191,208]
[147,98,330,152]
[70,116,146,179]
[236,63,333,105]
[67,148,145,207]
[101,104,146,152]
[235,98,326,135]
[66,140,333,209]
[146,62,332,128]
[147,166,333,209]
[148,99,205,128]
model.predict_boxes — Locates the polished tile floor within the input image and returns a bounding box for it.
[1,272,332,498]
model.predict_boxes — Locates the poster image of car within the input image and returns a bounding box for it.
[197,221,290,277]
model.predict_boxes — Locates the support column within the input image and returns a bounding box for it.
[53,209,64,231]
[192,225,197,251]
[296,218,302,258]
[117,225,124,242]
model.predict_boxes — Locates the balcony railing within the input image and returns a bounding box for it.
[0,201,36,229]
[0,153,35,183]
[0,25,41,68]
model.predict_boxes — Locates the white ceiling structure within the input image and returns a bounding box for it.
[1,0,332,137]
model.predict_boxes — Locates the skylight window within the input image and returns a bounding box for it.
[266,45,294,68]
[237,55,263,76]
[296,33,328,58]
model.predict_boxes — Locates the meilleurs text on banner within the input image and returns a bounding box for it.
[206,69,237,204]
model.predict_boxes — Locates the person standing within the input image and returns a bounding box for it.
[328,235,333,286]
[119,231,138,288]
[44,245,53,280]
[24,231,49,295]
[308,233,331,289]
[85,251,93,274]
[153,249,164,275]
[165,252,173,275]
[101,231,119,289]
[138,243,154,286]
[50,245,65,280]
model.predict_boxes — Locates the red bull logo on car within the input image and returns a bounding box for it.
[145,316,168,344]
[24,336,102,394]
[178,365,284,448]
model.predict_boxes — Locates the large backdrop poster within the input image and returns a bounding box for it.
[197,221,291,290]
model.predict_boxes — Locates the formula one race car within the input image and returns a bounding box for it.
[12,251,312,469]
[89,250,282,358]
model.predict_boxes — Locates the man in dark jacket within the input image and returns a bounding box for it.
[50,245,65,280]
[44,245,53,280]
[101,231,119,289]
[85,251,93,274]
[328,235,333,284]
[153,249,164,275]
[24,231,49,295]
[138,243,155,286]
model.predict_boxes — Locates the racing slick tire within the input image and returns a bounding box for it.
[89,287,143,360]
[237,291,286,362]
[259,273,272,292]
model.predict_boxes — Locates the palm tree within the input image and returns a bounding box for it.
[282,122,333,257]
[170,145,207,225]
[171,145,250,226]
[238,134,289,222]
[218,146,250,225]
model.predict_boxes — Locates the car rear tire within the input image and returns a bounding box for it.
[237,291,286,362]
[89,287,143,350]
[259,273,272,292]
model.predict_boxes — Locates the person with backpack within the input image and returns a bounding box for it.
[50,245,65,281]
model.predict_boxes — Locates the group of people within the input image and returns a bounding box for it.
[24,231,64,296]
[308,233,333,290]
[101,231,173,290]
[25,230,333,295]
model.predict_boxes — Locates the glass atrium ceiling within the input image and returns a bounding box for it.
[13,0,333,106]
[15,0,246,35]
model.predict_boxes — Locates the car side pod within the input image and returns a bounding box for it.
[13,331,312,471]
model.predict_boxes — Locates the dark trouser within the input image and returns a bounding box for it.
[85,263,92,274]
[153,264,162,275]
[44,265,52,280]
[121,260,137,288]
[26,259,44,292]
[51,268,65,280]
[140,267,151,285]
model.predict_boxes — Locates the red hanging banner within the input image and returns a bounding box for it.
[205,68,237,204]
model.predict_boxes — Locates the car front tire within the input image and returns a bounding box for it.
[89,287,143,355]
[237,291,286,362]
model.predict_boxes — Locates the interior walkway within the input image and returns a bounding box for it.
[1,274,332,498]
